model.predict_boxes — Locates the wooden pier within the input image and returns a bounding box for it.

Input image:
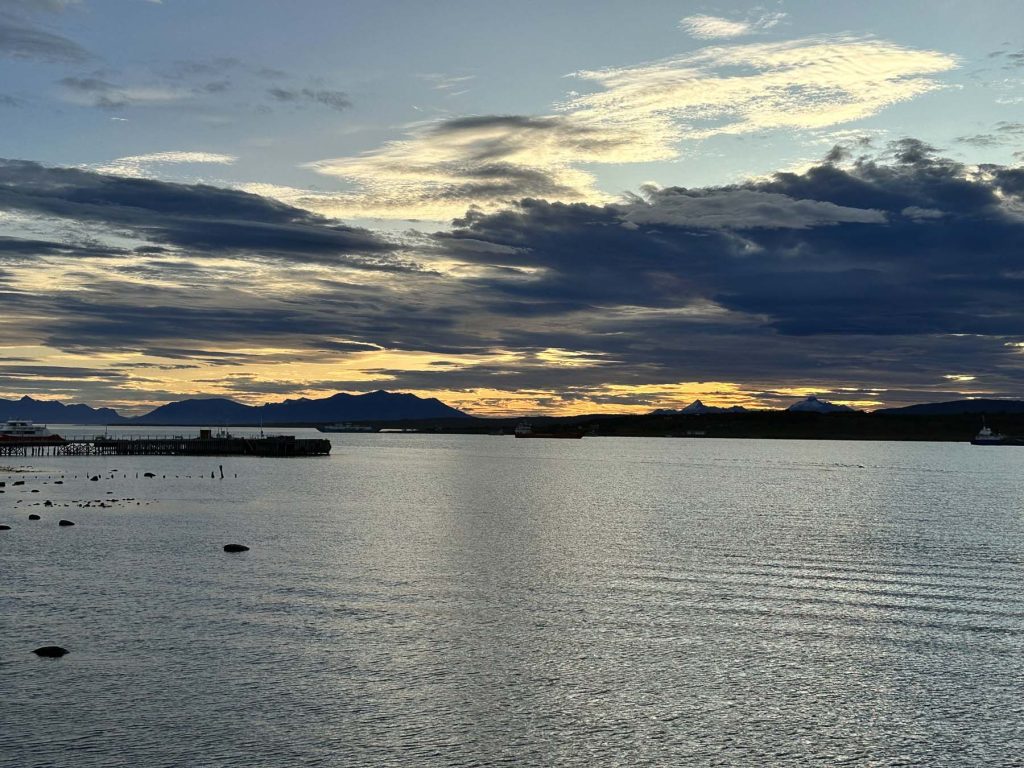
[0,433,331,458]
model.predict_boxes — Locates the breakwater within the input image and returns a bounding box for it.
[0,433,331,457]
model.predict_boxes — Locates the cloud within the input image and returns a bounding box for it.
[59,75,187,109]
[955,121,1024,148]
[7,144,1024,413]
[307,36,956,221]
[416,73,476,95]
[565,37,956,145]
[267,87,351,111]
[678,12,784,39]
[0,18,89,62]
[620,187,887,229]
[93,151,238,178]
[0,159,396,266]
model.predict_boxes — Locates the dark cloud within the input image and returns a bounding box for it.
[58,75,128,108]
[0,236,126,260]
[6,143,1024,409]
[267,87,351,111]
[0,18,89,62]
[0,159,397,265]
[955,121,1024,148]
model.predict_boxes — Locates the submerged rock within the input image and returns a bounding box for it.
[223,544,250,553]
[32,646,69,658]
[58,519,75,527]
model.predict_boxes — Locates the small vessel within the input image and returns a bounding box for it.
[317,422,379,433]
[0,419,64,443]
[514,422,583,439]
[971,421,1024,446]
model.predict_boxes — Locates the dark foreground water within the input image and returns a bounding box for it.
[2,433,1023,766]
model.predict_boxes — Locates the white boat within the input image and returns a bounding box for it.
[971,423,1024,446]
[0,419,63,442]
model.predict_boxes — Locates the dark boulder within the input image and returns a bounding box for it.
[44,500,53,507]
[89,476,99,482]
[143,472,156,478]
[13,480,24,486]
[223,544,250,553]
[58,519,75,527]
[32,646,69,658]
[0,524,10,531]
[28,514,40,520]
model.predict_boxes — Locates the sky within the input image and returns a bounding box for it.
[1,0,1024,416]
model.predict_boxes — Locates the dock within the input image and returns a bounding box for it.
[0,432,332,458]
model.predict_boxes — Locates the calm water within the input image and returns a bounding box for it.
[2,432,1023,766]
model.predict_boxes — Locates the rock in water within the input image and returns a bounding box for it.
[89,476,99,482]
[32,646,69,658]
[0,524,10,531]
[223,544,250,553]
[143,472,155,478]
[28,514,41,520]
[58,519,75,527]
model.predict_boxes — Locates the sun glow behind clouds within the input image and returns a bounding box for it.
[304,36,956,221]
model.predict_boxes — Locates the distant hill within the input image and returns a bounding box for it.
[875,399,1024,415]
[786,396,856,413]
[131,390,469,425]
[653,399,748,415]
[0,395,126,425]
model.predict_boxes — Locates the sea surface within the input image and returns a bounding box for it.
[2,431,1023,767]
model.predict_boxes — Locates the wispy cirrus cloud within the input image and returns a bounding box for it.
[678,12,785,40]
[58,75,187,109]
[0,0,90,63]
[93,151,238,178]
[303,36,957,221]
[267,86,351,112]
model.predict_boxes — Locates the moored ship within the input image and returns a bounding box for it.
[514,422,583,439]
[970,423,1024,446]
[316,422,379,433]
[0,419,65,444]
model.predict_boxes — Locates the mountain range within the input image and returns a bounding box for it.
[5,393,1024,426]
[652,399,749,415]
[652,395,856,415]
[0,391,468,425]
[874,399,1024,415]
[785,396,856,413]
[0,396,125,425]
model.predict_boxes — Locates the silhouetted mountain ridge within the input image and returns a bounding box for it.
[131,390,468,424]
[0,395,126,425]
[0,391,468,425]
[875,399,1024,415]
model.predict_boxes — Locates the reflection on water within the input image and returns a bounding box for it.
[2,433,1023,766]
